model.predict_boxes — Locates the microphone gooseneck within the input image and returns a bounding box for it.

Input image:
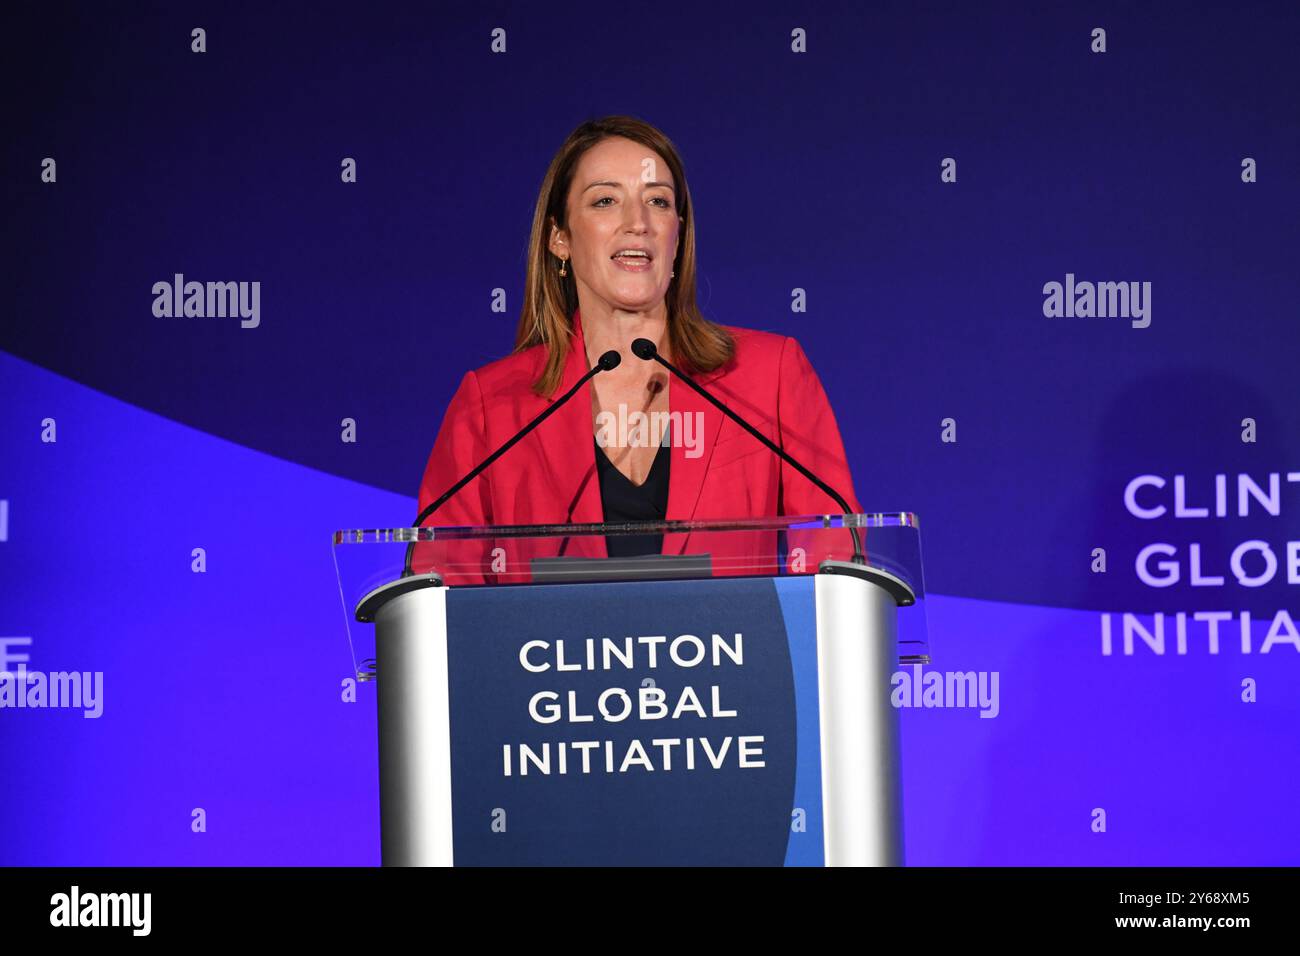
[629,338,866,565]
[402,349,622,577]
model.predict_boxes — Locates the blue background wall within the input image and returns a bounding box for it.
[2,0,1298,864]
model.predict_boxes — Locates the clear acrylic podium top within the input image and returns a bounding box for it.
[332,512,929,680]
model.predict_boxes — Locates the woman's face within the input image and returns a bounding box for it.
[550,136,683,314]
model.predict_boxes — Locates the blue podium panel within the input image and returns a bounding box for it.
[443,575,825,866]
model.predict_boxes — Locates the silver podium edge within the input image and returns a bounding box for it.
[355,562,914,867]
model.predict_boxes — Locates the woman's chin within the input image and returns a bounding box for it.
[599,283,667,312]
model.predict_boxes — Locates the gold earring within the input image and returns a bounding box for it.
[559,256,568,277]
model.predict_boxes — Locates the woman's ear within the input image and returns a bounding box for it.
[548,217,567,258]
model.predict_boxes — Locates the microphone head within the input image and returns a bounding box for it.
[597,349,622,371]
[630,338,657,360]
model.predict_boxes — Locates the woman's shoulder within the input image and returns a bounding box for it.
[715,322,805,374]
[720,322,790,347]
[458,341,548,396]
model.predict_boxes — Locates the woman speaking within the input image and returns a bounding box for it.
[413,115,863,580]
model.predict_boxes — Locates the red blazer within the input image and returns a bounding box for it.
[413,309,864,582]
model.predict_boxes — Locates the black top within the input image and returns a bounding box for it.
[594,428,671,557]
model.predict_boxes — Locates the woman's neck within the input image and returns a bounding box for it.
[579,302,670,366]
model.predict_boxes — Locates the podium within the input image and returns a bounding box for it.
[333,513,928,867]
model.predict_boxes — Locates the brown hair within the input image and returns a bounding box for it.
[515,115,734,395]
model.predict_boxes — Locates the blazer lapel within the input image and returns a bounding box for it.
[662,360,727,554]
[535,309,607,556]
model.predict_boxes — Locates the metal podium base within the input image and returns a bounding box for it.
[359,573,452,867]
[815,560,911,866]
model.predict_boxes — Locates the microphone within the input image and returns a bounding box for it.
[402,348,622,577]
[630,337,865,565]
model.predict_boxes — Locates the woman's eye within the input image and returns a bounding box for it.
[593,196,671,208]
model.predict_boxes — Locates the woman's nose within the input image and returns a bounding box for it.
[622,202,649,231]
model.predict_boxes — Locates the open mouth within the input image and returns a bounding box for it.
[612,249,654,271]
